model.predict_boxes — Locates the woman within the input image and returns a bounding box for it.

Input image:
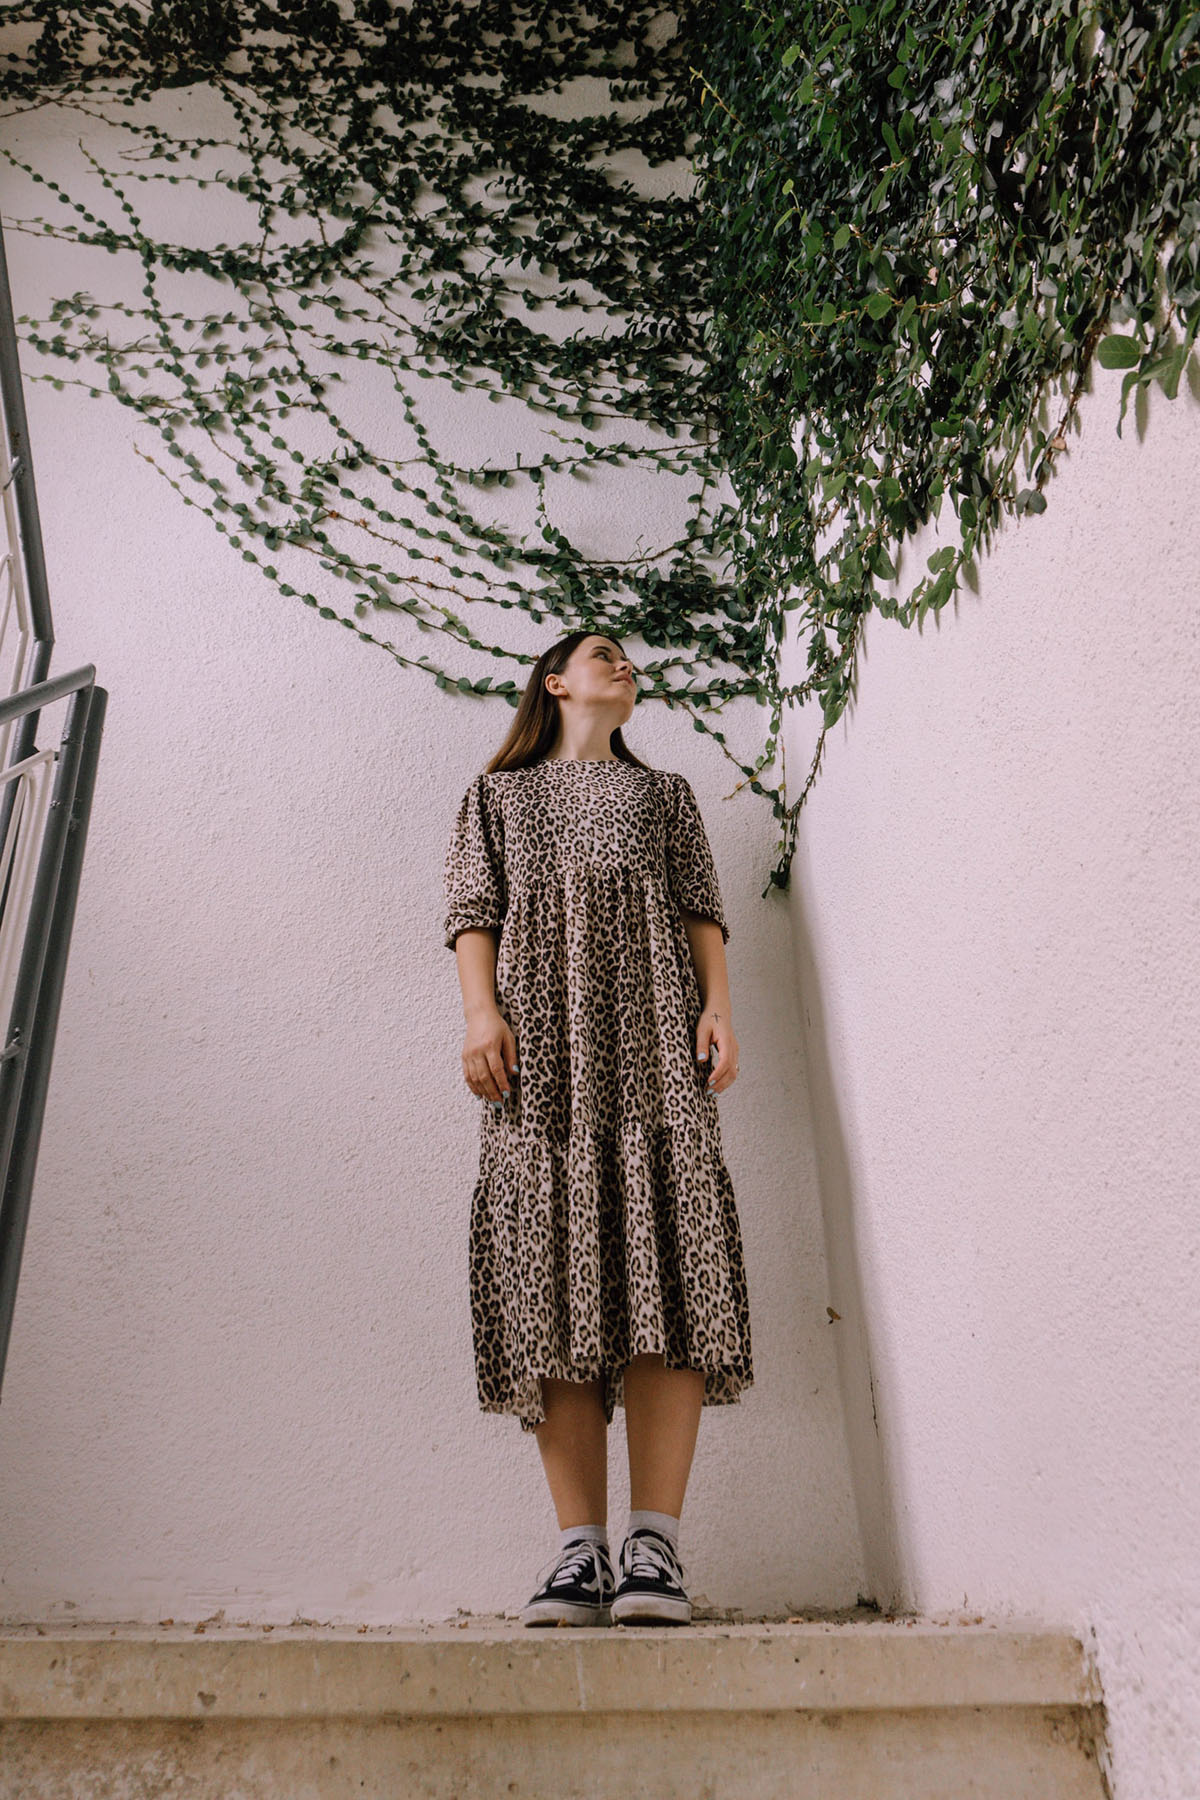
[443,629,753,1627]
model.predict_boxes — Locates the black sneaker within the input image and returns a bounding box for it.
[519,1536,615,1627]
[611,1527,692,1626]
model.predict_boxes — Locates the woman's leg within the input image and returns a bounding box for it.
[534,1375,609,1528]
[622,1353,704,1515]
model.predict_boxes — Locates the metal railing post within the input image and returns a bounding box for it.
[0,686,105,1391]
[0,215,106,1396]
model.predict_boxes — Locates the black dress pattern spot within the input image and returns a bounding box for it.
[443,757,753,1432]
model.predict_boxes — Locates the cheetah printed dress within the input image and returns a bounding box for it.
[443,756,754,1433]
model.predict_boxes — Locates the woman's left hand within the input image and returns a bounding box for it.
[696,1008,739,1095]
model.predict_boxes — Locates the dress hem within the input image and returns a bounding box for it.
[476,1357,755,1434]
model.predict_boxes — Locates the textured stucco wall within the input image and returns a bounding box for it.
[0,99,865,1624]
[782,362,1200,1799]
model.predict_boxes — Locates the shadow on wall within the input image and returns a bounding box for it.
[787,895,904,1611]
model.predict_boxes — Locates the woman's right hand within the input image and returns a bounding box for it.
[462,1005,519,1103]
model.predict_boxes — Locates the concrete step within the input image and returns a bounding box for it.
[0,1616,1108,1799]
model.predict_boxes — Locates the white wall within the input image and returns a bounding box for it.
[783,360,1200,1799]
[0,98,865,1624]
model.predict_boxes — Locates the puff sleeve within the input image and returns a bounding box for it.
[443,774,508,949]
[664,773,730,944]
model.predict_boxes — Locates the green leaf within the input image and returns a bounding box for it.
[1096,334,1142,370]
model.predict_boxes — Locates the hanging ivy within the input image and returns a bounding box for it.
[1,2,1198,893]
[0,4,776,836]
[689,0,1200,857]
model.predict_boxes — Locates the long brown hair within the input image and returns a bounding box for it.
[482,630,655,774]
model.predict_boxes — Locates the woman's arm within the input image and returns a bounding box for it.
[454,927,517,1103]
[681,911,739,1095]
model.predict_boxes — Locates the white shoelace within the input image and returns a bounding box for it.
[543,1539,608,1595]
[623,1531,685,1588]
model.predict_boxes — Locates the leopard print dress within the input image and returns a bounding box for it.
[443,756,753,1433]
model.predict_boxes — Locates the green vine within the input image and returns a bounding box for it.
[690,0,1200,841]
[0,4,781,842]
[1,2,1198,891]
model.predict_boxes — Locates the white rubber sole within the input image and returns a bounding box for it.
[610,1591,692,1626]
[520,1599,613,1627]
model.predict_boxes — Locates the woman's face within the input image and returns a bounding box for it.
[551,636,637,712]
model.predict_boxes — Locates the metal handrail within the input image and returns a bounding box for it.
[0,216,107,1397]
[0,230,52,643]
[0,664,99,728]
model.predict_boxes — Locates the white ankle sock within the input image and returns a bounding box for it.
[627,1508,679,1548]
[560,1523,609,1551]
